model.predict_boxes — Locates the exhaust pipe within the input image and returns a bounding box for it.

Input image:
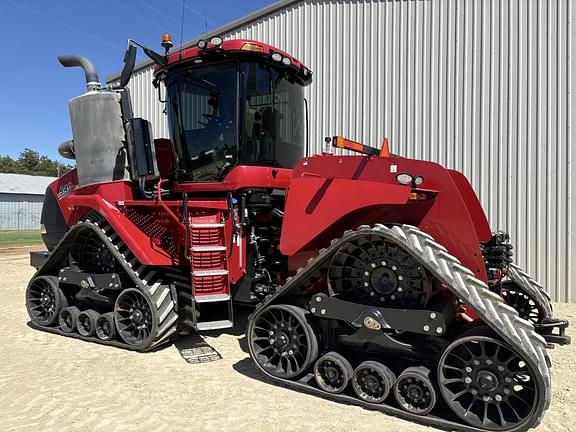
[57,55,101,92]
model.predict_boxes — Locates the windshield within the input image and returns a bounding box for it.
[165,60,305,182]
[240,62,305,169]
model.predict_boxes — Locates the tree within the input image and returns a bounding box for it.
[0,149,73,177]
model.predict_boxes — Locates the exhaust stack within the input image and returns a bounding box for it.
[57,55,101,92]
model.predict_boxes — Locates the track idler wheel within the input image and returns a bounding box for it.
[77,309,100,337]
[114,288,156,348]
[394,366,436,415]
[59,306,81,333]
[438,336,540,431]
[96,312,117,341]
[352,361,396,403]
[314,352,353,394]
[248,304,319,379]
[26,275,69,327]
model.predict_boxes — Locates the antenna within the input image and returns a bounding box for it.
[179,0,186,60]
[204,8,208,32]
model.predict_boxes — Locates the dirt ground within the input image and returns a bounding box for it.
[1,250,575,432]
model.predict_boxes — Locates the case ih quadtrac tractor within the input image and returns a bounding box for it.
[26,35,569,431]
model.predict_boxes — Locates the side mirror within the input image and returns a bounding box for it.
[120,44,137,88]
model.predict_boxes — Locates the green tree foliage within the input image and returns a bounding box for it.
[0,149,73,177]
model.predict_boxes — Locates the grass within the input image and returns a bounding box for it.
[0,230,43,247]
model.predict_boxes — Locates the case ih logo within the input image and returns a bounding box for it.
[57,182,74,198]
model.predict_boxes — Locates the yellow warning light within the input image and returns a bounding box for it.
[241,43,264,52]
[161,33,173,53]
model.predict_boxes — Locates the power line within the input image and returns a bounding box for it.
[110,0,176,35]
[173,0,218,28]
[134,0,199,34]
[6,0,123,51]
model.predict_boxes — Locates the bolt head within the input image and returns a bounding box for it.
[390,295,396,300]
[397,287,403,292]
[483,395,491,402]
[381,261,387,266]
[398,275,404,281]
[430,312,437,319]
[465,377,472,384]
[465,367,473,373]
[436,326,443,334]
[473,360,480,366]
[498,365,505,372]
[364,271,370,276]
[486,359,493,365]
[495,394,502,402]
[310,307,316,313]
[392,265,397,271]
[370,291,375,296]
[423,325,430,332]
[364,282,370,287]
[320,309,326,315]
[471,388,478,395]
[315,296,322,302]
[371,263,377,268]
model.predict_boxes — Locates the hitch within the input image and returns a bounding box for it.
[535,318,571,347]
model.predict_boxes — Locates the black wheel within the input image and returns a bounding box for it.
[114,288,156,348]
[248,304,318,379]
[500,281,546,325]
[77,309,99,337]
[96,312,117,341]
[314,351,353,394]
[352,361,396,403]
[26,275,69,327]
[438,336,540,430]
[329,234,432,308]
[394,366,436,415]
[70,228,116,273]
[59,306,81,333]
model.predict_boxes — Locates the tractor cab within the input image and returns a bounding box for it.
[154,38,313,182]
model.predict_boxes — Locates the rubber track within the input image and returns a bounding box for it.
[30,216,179,351]
[507,263,553,318]
[251,224,551,432]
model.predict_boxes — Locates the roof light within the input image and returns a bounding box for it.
[210,36,223,47]
[396,173,413,185]
[332,136,380,156]
[282,56,292,66]
[197,39,207,49]
[161,33,173,53]
[271,52,282,62]
[241,43,264,52]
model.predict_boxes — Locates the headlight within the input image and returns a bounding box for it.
[271,52,282,62]
[396,173,413,185]
[282,56,292,66]
[197,39,207,49]
[210,36,223,47]
[413,176,424,186]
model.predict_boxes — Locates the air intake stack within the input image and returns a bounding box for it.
[58,55,130,186]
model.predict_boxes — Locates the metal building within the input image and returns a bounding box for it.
[109,0,576,302]
[0,173,55,230]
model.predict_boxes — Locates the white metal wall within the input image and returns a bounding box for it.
[125,0,576,302]
[0,194,44,230]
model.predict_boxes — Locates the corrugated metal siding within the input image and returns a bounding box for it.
[0,194,45,230]
[125,0,576,302]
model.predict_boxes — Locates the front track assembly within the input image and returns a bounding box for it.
[26,216,180,351]
[247,225,552,432]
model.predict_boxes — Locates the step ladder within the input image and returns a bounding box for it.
[189,216,233,331]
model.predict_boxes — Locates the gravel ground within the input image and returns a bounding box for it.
[1,248,574,432]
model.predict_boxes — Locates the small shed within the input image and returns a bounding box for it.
[0,173,56,230]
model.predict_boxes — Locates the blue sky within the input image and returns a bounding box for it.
[0,0,274,162]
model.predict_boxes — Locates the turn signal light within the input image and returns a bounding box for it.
[241,43,264,52]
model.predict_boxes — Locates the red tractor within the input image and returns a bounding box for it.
[27,35,569,431]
